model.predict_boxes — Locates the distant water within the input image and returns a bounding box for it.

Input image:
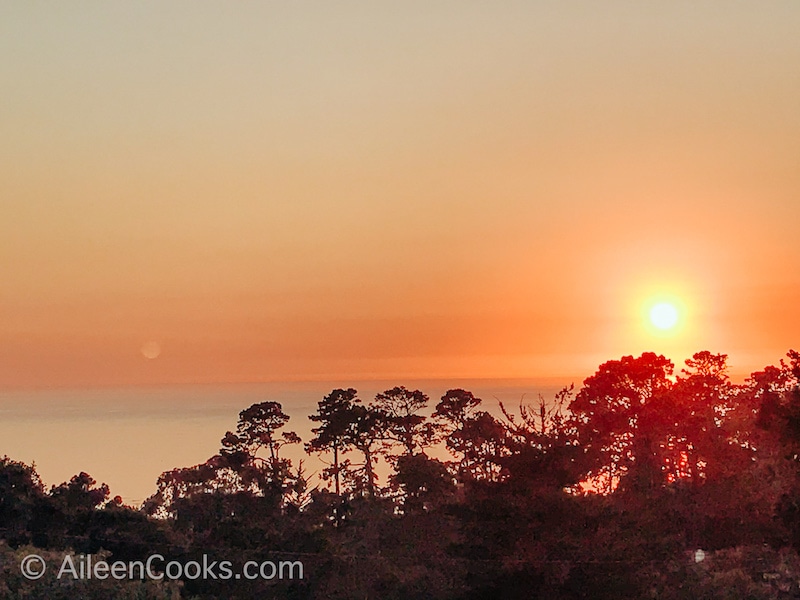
[0,378,573,506]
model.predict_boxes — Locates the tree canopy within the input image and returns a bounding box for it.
[5,349,800,598]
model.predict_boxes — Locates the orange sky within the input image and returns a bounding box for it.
[2,2,800,387]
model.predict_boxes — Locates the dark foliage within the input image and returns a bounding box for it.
[4,350,800,598]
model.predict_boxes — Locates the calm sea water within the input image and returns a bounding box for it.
[0,378,573,506]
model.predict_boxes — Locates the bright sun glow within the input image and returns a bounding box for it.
[626,282,699,357]
[649,302,679,330]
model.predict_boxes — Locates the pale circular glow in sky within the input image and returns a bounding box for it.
[650,303,679,330]
[140,341,161,360]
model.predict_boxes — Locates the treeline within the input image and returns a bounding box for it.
[2,350,800,599]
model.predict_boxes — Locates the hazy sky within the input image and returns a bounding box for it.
[3,2,800,386]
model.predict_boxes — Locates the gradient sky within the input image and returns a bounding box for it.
[3,2,800,387]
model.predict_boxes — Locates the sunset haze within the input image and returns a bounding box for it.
[3,2,800,387]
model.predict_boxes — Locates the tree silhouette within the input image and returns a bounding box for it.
[371,386,436,458]
[499,386,584,490]
[13,349,800,598]
[433,389,484,476]
[145,401,302,521]
[390,454,455,513]
[569,352,675,492]
[0,456,45,547]
[306,388,360,498]
[663,351,741,484]
[221,401,301,495]
[345,403,382,497]
[50,472,110,512]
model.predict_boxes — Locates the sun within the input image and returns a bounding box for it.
[629,280,694,348]
[641,292,686,338]
[649,302,679,330]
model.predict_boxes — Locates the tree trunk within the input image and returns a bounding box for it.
[333,442,340,497]
[364,445,375,497]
